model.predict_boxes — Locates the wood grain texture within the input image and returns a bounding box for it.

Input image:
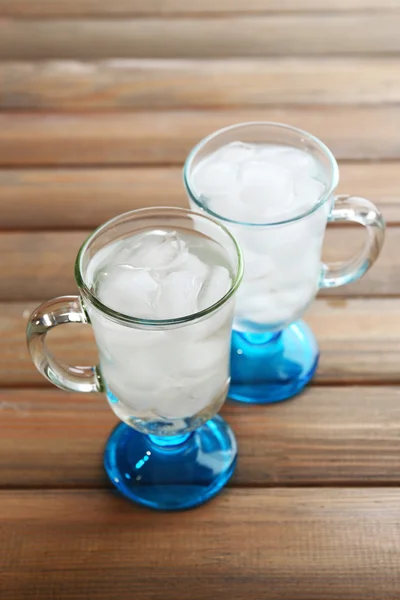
[310,298,400,382]
[0,226,394,301]
[2,58,400,109]
[0,162,398,230]
[3,386,400,487]
[1,16,400,60]
[3,299,400,387]
[1,0,399,17]
[338,162,400,224]
[0,168,187,230]
[1,107,400,166]
[2,488,400,600]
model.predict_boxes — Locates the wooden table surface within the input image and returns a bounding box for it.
[2,2,400,599]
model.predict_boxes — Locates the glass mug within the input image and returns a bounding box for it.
[184,122,385,404]
[27,207,243,510]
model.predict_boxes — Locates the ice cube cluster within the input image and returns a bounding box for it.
[86,230,234,433]
[190,142,330,330]
[92,230,231,320]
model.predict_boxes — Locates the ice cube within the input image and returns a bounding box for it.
[90,310,165,350]
[237,226,286,256]
[150,374,195,419]
[157,270,204,319]
[183,337,228,377]
[184,253,210,281]
[279,282,317,312]
[242,247,275,280]
[192,142,325,225]
[259,145,319,177]
[213,141,255,164]
[198,265,231,310]
[116,230,189,272]
[178,301,233,342]
[153,385,206,419]
[235,289,288,330]
[205,191,248,222]
[95,264,159,318]
[154,370,224,420]
[191,143,258,220]
[192,158,245,220]
[192,159,237,199]
[238,159,294,219]
[294,175,325,210]
[102,334,183,399]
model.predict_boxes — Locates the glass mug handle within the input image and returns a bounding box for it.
[320,195,385,288]
[26,295,101,393]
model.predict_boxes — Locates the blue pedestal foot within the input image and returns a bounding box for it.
[229,320,319,404]
[104,415,237,510]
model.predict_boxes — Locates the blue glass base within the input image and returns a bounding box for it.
[104,415,237,511]
[229,320,319,404]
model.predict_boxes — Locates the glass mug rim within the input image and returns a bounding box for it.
[74,206,244,328]
[183,121,340,228]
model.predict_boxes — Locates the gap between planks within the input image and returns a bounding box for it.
[2,0,400,17]
[4,481,400,491]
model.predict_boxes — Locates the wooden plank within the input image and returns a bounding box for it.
[0,168,187,230]
[338,162,400,224]
[2,489,400,600]
[3,298,400,388]
[1,16,400,60]
[0,227,395,301]
[0,162,398,230]
[309,299,400,382]
[3,386,400,487]
[2,59,400,109]
[0,232,86,301]
[2,0,400,17]
[0,389,111,487]
[1,107,400,166]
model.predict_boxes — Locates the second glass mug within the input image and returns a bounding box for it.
[26,207,243,510]
[184,122,385,403]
